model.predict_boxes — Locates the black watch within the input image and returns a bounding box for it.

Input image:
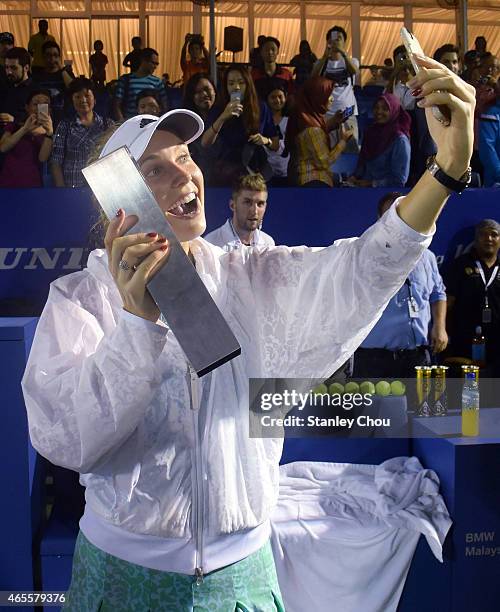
[426,156,472,194]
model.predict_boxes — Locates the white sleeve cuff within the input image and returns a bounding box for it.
[119,309,169,336]
[389,196,436,241]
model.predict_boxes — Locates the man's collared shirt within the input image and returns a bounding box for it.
[361,249,446,350]
[204,219,275,251]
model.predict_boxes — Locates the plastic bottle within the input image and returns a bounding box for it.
[461,368,479,436]
[471,325,486,368]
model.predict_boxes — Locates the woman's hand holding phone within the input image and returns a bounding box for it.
[408,55,475,179]
[222,98,243,120]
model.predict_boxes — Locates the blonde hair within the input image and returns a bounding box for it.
[232,173,268,199]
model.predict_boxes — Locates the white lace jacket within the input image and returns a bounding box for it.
[22,202,432,540]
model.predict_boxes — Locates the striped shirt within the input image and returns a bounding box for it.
[114,73,169,118]
[51,113,114,187]
[291,126,345,187]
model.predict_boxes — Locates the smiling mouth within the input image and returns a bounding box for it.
[167,192,199,219]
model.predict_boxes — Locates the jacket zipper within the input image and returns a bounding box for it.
[189,365,204,584]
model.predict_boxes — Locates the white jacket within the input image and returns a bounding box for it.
[22,203,431,563]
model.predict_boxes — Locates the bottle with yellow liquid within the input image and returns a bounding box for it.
[461,366,480,436]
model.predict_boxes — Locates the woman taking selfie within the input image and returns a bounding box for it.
[23,56,475,610]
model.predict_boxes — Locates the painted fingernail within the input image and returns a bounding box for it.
[115,208,123,217]
[157,236,167,243]
[147,232,157,237]
[160,244,169,251]
[411,87,423,97]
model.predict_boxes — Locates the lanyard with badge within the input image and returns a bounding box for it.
[404,279,419,318]
[475,260,498,324]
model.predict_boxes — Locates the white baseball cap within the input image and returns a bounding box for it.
[99,109,204,161]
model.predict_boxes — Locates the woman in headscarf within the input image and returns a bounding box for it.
[286,76,353,187]
[349,92,411,187]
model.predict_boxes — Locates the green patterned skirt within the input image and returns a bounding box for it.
[63,532,285,612]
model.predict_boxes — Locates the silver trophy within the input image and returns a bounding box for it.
[82,146,241,377]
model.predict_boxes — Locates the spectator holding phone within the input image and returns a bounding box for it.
[202,65,278,186]
[286,76,353,187]
[180,33,209,84]
[349,93,411,188]
[312,26,360,149]
[0,89,53,187]
[386,45,416,111]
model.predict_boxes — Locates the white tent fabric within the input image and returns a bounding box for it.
[271,457,452,612]
[1,2,498,82]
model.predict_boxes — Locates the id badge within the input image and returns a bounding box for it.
[482,307,492,324]
[408,299,419,318]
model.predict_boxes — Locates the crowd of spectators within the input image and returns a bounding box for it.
[0,25,498,189]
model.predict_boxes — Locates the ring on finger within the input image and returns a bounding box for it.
[118,259,132,271]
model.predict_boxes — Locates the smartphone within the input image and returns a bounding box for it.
[400,27,451,126]
[230,91,242,103]
[64,59,73,66]
[342,105,355,122]
[329,31,340,42]
[37,103,49,117]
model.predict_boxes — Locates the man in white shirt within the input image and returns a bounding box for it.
[204,173,275,250]
[386,45,416,111]
[312,25,360,151]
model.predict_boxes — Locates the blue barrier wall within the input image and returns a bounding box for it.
[1,187,499,315]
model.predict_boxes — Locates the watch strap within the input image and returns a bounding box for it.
[427,156,471,194]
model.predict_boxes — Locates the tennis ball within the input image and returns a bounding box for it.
[375,380,391,396]
[344,381,360,394]
[390,380,406,396]
[313,383,328,395]
[328,382,344,396]
[360,381,376,395]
